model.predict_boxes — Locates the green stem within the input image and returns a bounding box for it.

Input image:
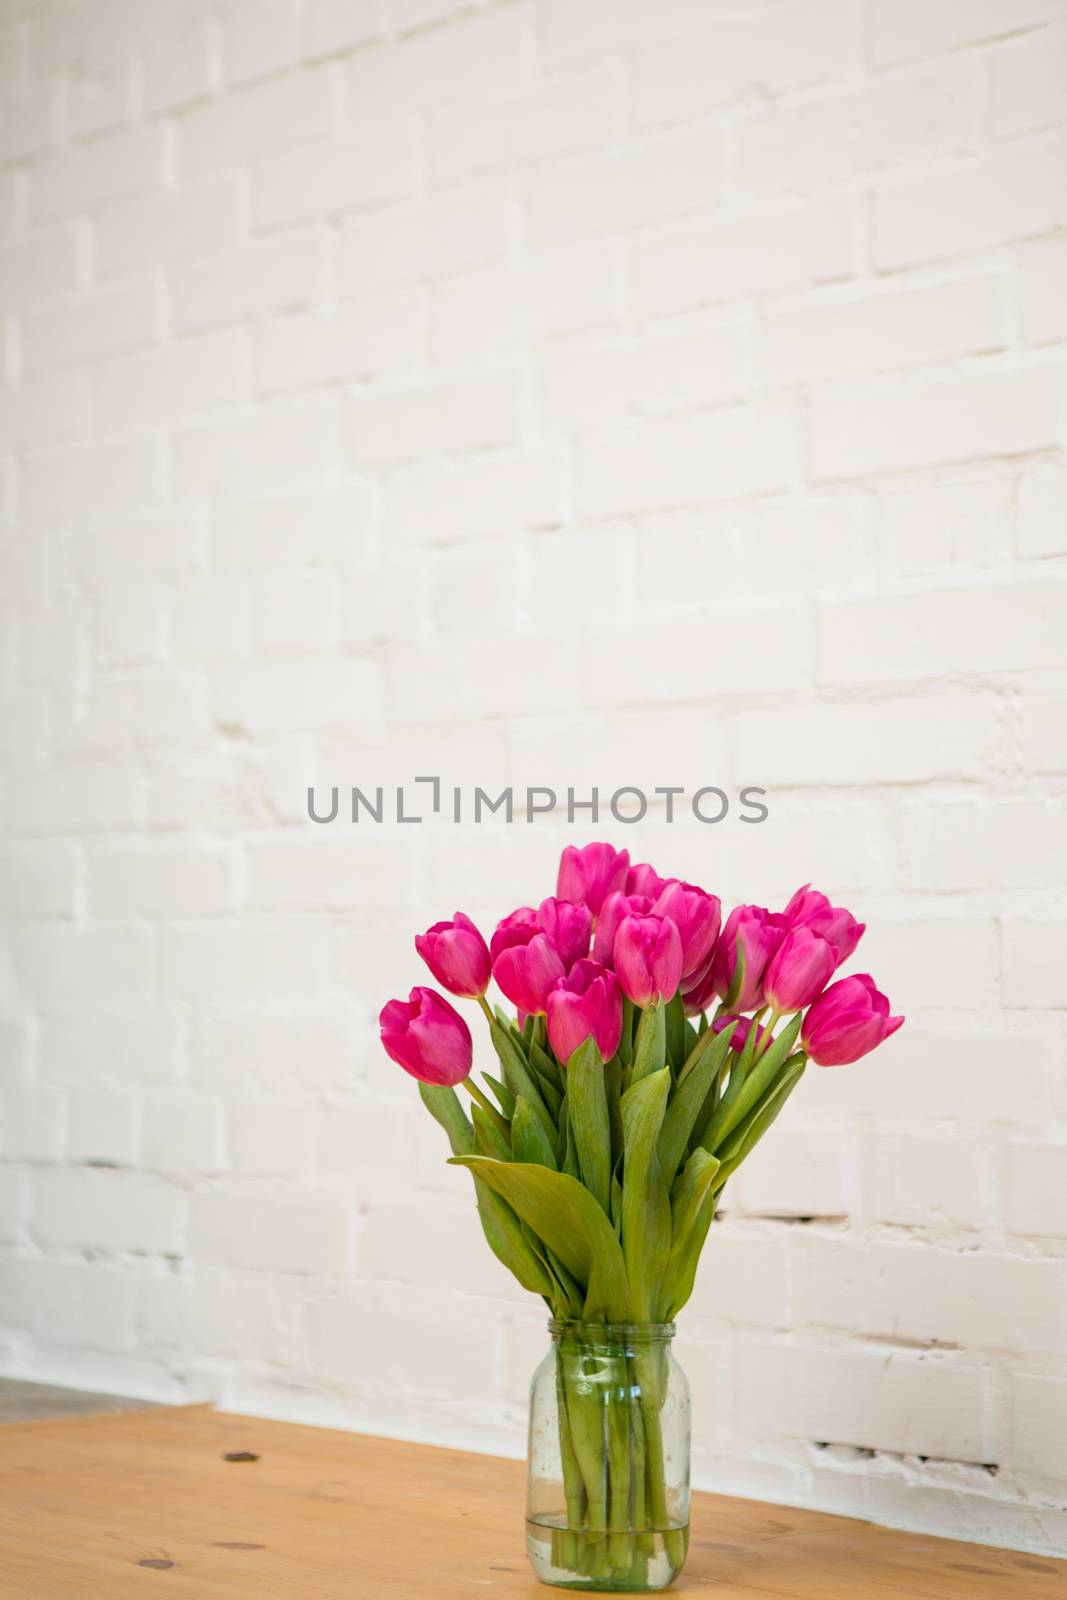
[476,994,496,1028]
[555,1358,585,1571]
[605,1358,632,1569]
[460,1076,509,1139]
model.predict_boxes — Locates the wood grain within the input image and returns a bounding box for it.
[0,1406,1063,1598]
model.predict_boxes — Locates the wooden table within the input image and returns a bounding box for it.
[0,1405,1064,1597]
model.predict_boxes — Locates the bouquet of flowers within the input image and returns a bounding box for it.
[379,842,903,1592]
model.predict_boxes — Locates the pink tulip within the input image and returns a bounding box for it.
[557,842,630,917]
[708,904,786,1011]
[652,880,722,978]
[626,862,669,899]
[493,932,566,1016]
[802,974,904,1067]
[593,890,653,965]
[680,956,717,1017]
[415,912,491,999]
[380,987,472,1087]
[783,884,865,963]
[546,958,622,1063]
[537,896,593,970]
[711,1013,768,1054]
[613,913,683,1007]
[763,926,838,1013]
[489,906,538,965]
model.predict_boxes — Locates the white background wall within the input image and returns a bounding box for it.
[1,0,1066,1558]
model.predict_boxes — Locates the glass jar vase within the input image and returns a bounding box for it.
[525,1320,690,1592]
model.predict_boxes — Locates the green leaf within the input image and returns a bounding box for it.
[665,991,686,1074]
[610,1157,623,1233]
[483,1073,516,1120]
[678,1014,734,1086]
[543,1244,583,1315]
[669,1147,720,1243]
[618,996,635,1069]
[449,1156,631,1321]
[658,1149,724,1321]
[530,1039,564,1094]
[631,998,666,1083]
[512,1095,558,1169]
[489,1019,556,1144]
[713,1061,806,1191]
[418,1082,473,1157]
[562,1108,581,1180]
[659,1186,718,1321]
[472,1104,511,1161]
[473,1180,555,1300]
[722,933,746,1010]
[566,1036,611,1216]
[528,1043,563,1117]
[657,1025,736,1183]
[620,1066,672,1321]
[604,1053,624,1170]
[420,1078,552,1305]
[700,1014,803,1155]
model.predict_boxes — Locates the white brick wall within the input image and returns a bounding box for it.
[1,0,1066,1560]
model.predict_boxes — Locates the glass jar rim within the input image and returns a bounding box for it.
[548,1318,676,1342]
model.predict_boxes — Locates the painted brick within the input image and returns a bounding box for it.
[634,197,856,316]
[178,68,334,179]
[765,275,1007,387]
[734,58,979,199]
[992,27,1067,137]
[523,129,722,251]
[1001,920,1067,1009]
[811,370,1060,481]
[870,0,1059,66]
[819,577,1067,683]
[347,372,520,468]
[734,695,1001,786]
[430,61,623,182]
[1018,238,1067,346]
[734,1340,992,1462]
[874,138,1067,270]
[382,451,566,547]
[578,407,795,517]
[95,181,242,278]
[170,235,321,334]
[431,246,622,363]
[635,0,861,127]
[256,290,424,395]
[336,182,512,295]
[1007,1143,1067,1237]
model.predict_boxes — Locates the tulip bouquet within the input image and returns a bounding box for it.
[380,843,903,1592]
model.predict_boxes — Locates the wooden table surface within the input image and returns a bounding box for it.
[0,1405,1064,1598]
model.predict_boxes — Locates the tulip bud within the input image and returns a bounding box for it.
[613,913,683,1007]
[783,884,865,963]
[680,955,717,1017]
[379,987,472,1087]
[415,912,491,999]
[801,973,904,1066]
[711,1013,768,1055]
[651,879,722,978]
[708,904,785,1011]
[557,842,630,917]
[489,906,538,965]
[593,890,652,965]
[626,862,668,899]
[546,958,622,1063]
[763,926,838,1013]
[537,896,593,970]
[493,932,566,1016]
